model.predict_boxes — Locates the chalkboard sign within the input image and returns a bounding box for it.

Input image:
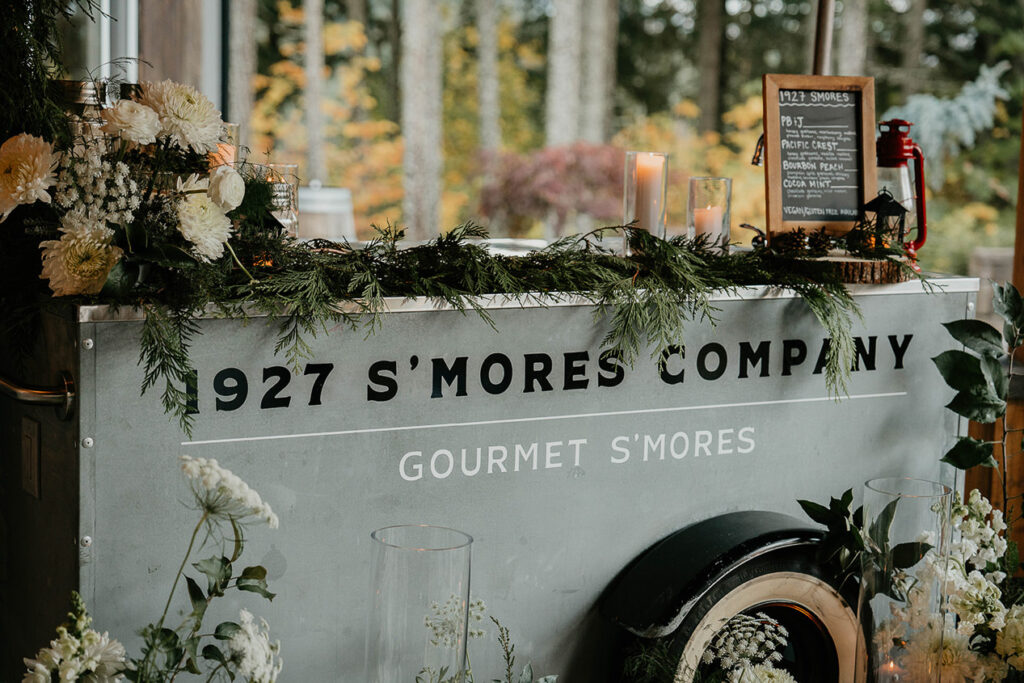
[763,74,876,239]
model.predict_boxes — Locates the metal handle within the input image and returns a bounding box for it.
[0,370,75,420]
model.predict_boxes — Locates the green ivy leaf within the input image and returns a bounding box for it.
[946,390,1006,423]
[932,350,988,393]
[214,621,242,640]
[892,542,932,569]
[941,437,998,469]
[942,319,1005,357]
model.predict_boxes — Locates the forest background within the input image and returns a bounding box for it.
[226,0,1023,274]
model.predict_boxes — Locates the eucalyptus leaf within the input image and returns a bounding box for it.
[194,556,232,596]
[798,499,836,527]
[201,644,227,664]
[185,576,207,622]
[214,621,242,640]
[932,350,988,393]
[941,437,998,469]
[946,390,1006,423]
[868,499,899,550]
[942,319,1005,357]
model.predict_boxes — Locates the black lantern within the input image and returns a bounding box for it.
[861,189,908,249]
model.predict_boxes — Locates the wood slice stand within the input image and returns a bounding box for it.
[818,255,910,284]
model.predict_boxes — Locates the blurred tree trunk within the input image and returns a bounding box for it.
[477,0,501,153]
[899,0,926,97]
[400,0,442,239]
[836,0,868,75]
[346,0,366,25]
[544,0,582,146]
[580,0,617,143]
[697,0,722,134]
[305,0,327,184]
[227,0,257,150]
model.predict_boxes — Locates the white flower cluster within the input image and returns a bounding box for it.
[0,133,56,222]
[227,609,283,683]
[138,80,223,153]
[874,490,1024,682]
[424,595,487,648]
[100,99,161,145]
[180,455,279,528]
[39,132,138,295]
[175,172,240,262]
[701,612,791,682]
[22,625,126,683]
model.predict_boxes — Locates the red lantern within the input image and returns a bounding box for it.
[876,119,927,257]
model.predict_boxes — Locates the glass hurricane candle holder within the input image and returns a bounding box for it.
[623,151,668,248]
[365,524,473,683]
[266,163,300,238]
[687,176,732,250]
[855,477,952,683]
[209,122,240,167]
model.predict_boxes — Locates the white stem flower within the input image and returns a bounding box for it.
[227,609,283,683]
[138,80,223,153]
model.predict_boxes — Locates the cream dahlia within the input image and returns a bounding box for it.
[0,133,57,221]
[100,99,161,145]
[176,174,232,261]
[138,80,223,153]
[39,229,123,296]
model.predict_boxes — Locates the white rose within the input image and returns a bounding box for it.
[100,100,161,145]
[208,165,245,211]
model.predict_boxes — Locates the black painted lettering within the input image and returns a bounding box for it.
[523,353,554,392]
[738,341,770,378]
[480,353,513,395]
[889,334,913,369]
[261,366,292,409]
[659,345,685,385]
[782,339,807,376]
[367,360,398,401]
[697,343,728,380]
[813,339,831,375]
[598,349,625,387]
[563,351,589,390]
[853,336,877,371]
[432,357,468,398]
[214,368,248,411]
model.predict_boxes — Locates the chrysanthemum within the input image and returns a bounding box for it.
[138,80,223,153]
[100,99,161,145]
[39,229,123,296]
[227,609,283,683]
[0,133,57,221]
[175,174,232,262]
[180,455,278,528]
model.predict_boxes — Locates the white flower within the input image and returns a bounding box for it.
[39,229,122,296]
[228,609,283,683]
[79,630,125,681]
[100,100,161,145]
[208,164,245,211]
[21,659,51,683]
[998,605,1024,670]
[176,174,232,262]
[0,133,56,221]
[180,455,278,527]
[138,80,223,153]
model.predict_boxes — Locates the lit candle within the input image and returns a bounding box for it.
[693,205,723,240]
[876,658,905,682]
[633,153,666,234]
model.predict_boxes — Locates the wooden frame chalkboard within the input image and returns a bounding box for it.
[763,74,876,238]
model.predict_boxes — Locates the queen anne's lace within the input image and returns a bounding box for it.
[180,455,279,528]
[227,609,283,683]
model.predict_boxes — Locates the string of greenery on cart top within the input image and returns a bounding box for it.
[0,72,923,436]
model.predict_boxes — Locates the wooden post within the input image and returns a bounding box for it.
[137,0,204,87]
[812,0,835,76]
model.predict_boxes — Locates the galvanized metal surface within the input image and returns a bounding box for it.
[7,278,974,681]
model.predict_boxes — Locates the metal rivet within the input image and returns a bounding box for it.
[82,338,95,350]
[80,536,92,547]
[967,302,976,314]
[82,437,94,448]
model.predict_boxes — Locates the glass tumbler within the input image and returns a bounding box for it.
[365,525,473,683]
[855,477,952,683]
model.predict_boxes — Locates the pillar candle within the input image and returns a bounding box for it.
[634,153,665,233]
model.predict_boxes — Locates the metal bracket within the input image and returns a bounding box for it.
[0,370,75,420]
